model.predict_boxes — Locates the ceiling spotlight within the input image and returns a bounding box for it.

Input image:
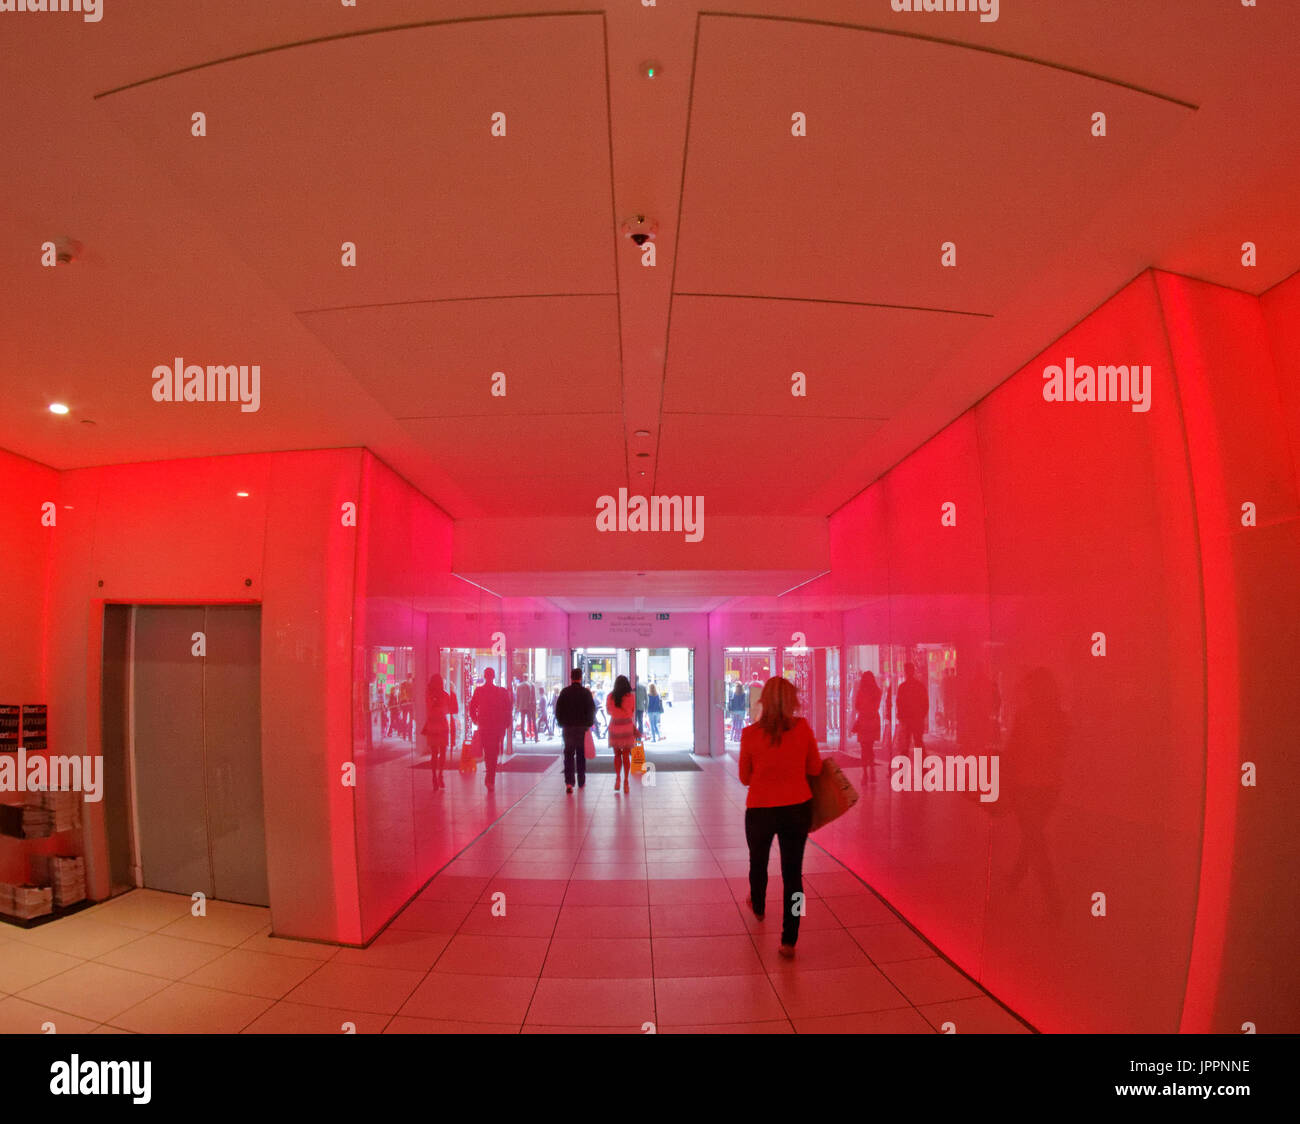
[634,429,650,438]
[236,491,250,498]
[641,61,662,79]
[49,403,70,415]
[639,470,646,476]
[620,214,658,247]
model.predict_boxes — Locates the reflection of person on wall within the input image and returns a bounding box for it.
[1003,667,1066,913]
[555,668,595,794]
[852,672,883,772]
[469,667,511,793]
[423,674,458,791]
[895,662,928,751]
[647,682,664,741]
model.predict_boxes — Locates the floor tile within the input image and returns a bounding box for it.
[183,948,323,999]
[432,934,550,977]
[96,932,232,980]
[542,938,653,979]
[400,973,537,1023]
[767,964,910,1020]
[878,958,986,1006]
[283,963,425,1015]
[525,977,655,1027]
[655,974,785,1026]
[0,995,99,1034]
[18,962,171,1023]
[111,982,272,1033]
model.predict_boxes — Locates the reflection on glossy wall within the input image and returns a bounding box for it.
[820,270,1300,1033]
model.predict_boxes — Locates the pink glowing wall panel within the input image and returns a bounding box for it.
[351,452,528,943]
[1157,271,1300,1033]
[45,450,365,940]
[0,448,59,884]
[823,271,1241,1033]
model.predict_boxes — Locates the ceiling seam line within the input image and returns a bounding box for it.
[652,10,705,497]
[697,10,1200,110]
[94,10,605,98]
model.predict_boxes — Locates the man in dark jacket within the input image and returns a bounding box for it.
[896,662,929,751]
[469,667,511,791]
[554,668,596,793]
[634,677,647,736]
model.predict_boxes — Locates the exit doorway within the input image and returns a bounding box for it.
[571,647,696,752]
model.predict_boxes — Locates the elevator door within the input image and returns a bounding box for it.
[132,605,268,906]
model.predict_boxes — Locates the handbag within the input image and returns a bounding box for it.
[583,728,596,760]
[809,759,859,831]
[630,735,646,774]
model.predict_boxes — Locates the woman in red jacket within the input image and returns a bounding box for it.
[739,676,823,958]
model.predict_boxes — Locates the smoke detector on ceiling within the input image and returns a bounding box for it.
[620,215,658,246]
[55,237,83,264]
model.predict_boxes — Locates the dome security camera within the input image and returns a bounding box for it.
[620,215,658,246]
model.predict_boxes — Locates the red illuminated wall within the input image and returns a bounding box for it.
[822,269,1300,1033]
[45,450,366,942]
[0,448,59,884]
[351,451,508,942]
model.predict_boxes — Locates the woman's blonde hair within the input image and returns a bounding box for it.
[756,676,800,743]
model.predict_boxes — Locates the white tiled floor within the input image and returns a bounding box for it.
[0,758,1031,1033]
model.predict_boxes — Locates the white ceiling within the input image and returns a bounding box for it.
[2,0,1297,563]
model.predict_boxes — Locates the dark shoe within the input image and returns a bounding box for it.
[778,943,796,959]
[566,784,573,794]
[745,895,764,920]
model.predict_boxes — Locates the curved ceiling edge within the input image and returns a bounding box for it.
[93,9,603,100]
[697,10,1199,111]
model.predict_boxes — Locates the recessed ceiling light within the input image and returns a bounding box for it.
[236,491,250,498]
[641,61,661,79]
[634,429,650,438]
[639,470,646,476]
[49,403,69,415]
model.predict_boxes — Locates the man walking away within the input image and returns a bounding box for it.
[555,668,596,793]
[896,662,929,752]
[469,667,511,792]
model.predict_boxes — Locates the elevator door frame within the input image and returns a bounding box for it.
[120,601,268,907]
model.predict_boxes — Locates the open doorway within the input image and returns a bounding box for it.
[572,647,696,754]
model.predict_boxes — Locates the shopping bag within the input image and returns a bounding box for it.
[809,759,859,831]
[583,729,596,760]
[459,737,478,773]
[630,736,646,775]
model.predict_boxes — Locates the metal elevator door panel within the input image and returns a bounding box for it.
[132,606,212,898]
[131,605,268,907]
[202,606,268,906]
